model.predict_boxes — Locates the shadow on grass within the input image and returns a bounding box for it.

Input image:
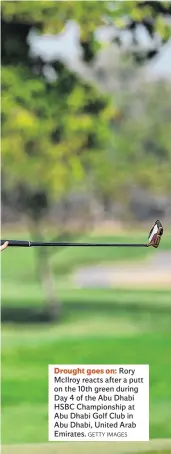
[2,297,171,324]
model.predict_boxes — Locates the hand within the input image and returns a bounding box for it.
[0,241,9,251]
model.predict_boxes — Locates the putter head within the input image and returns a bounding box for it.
[147,220,163,248]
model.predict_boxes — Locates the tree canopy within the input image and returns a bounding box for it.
[2,0,171,308]
[2,1,171,64]
[2,1,171,221]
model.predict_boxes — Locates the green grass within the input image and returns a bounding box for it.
[2,447,171,454]
[2,445,171,454]
[2,283,171,312]
[1,228,171,445]
[1,230,171,309]
[1,230,171,283]
[1,229,171,312]
[138,450,171,454]
[2,313,171,444]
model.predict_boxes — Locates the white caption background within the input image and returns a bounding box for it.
[48,364,149,442]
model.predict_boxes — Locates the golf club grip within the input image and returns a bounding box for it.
[0,240,30,247]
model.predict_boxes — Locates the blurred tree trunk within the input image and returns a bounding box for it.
[30,222,61,320]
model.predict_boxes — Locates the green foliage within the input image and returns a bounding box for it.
[2,1,116,209]
[114,82,171,195]
[2,0,171,216]
[2,1,171,40]
[88,61,171,204]
[2,62,113,200]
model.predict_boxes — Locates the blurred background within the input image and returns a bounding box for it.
[1,0,171,450]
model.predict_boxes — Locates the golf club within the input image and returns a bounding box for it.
[0,220,163,249]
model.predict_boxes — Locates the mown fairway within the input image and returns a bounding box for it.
[2,442,171,454]
[1,229,171,444]
[2,311,171,444]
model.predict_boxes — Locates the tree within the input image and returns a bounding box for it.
[1,3,114,313]
[87,49,171,220]
[2,1,171,64]
[2,1,171,314]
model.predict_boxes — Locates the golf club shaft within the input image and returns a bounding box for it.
[1,239,148,247]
